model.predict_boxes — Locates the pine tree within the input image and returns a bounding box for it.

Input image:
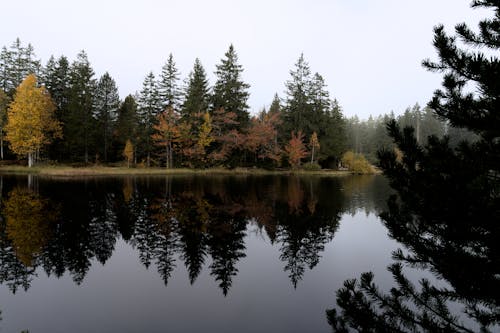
[137,71,162,166]
[158,53,181,111]
[67,51,97,163]
[181,58,210,122]
[330,2,500,331]
[95,72,120,162]
[212,44,250,128]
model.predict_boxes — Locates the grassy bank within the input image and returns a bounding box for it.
[0,165,357,177]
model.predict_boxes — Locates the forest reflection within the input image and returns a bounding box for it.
[0,175,389,295]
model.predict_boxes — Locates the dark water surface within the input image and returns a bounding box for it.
[0,174,394,332]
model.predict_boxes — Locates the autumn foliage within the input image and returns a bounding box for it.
[5,74,62,166]
[285,130,308,169]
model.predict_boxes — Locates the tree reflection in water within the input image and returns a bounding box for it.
[0,175,387,296]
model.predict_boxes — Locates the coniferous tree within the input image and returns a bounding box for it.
[158,53,181,111]
[0,39,40,96]
[67,51,97,163]
[0,90,10,159]
[283,55,346,166]
[283,54,312,136]
[330,2,500,331]
[95,72,120,162]
[181,58,210,122]
[8,39,40,94]
[0,46,12,92]
[137,71,162,166]
[115,95,139,162]
[212,45,250,128]
[41,55,71,161]
[268,93,282,115]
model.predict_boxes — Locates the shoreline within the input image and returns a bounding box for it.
[0,165,369,177]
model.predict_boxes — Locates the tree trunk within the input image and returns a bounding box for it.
[311,146,315,163]
[1,135,3,160]
[28,153,34,167]
[169,141,173,169]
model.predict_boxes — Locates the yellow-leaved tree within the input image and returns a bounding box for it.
[5,74,62,167]
[123,139,134,168]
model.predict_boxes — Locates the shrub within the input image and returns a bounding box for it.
[302,162,321,171]
[341,151,375,174]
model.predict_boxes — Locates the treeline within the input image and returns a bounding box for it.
[0,38,478,169]
[0,39,346,169]
[344,104,478,163]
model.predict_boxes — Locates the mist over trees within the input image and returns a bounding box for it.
[0,39,478,169]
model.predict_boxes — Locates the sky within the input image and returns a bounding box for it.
[0,0,489,119]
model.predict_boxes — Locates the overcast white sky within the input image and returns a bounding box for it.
[0,0,488,118]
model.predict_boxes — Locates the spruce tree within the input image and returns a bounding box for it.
[283,53,312,136]
[137,71,162,166]
[0,46,12,93]
[268,93,281,115]
[0,39,40,95]
[0,90,10,159]
[42,55,71,160]
[283,54,346,165]
[116,95,139,148]
[95,72,120,162]
[9,39,40,93]
[158,53,181,111]
[212,44,250,128]
[181,58,210,121]
[67,51,97,163]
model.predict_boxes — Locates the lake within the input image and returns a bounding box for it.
[0,174,465,332]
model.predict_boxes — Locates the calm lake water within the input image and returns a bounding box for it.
[0,174,396,332]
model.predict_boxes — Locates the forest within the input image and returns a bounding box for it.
[0,38,476,170]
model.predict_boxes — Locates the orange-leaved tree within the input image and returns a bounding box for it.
[285,130,308,169]
[5,74,62,167]
[245,111,281,165]
[152,106,181,168]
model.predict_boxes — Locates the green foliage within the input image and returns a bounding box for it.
[282,54,346,165]
[0,38,40,95]
[0,89,10,159]
[212,44,250,128]
[331,2,500,332]
[302,162,321,171]
[137,71,162,167]
[115,95,139,150]
[159,53,181,110]
[182,58,210,121]
[66,50,97,163]
[95,72,120,161]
